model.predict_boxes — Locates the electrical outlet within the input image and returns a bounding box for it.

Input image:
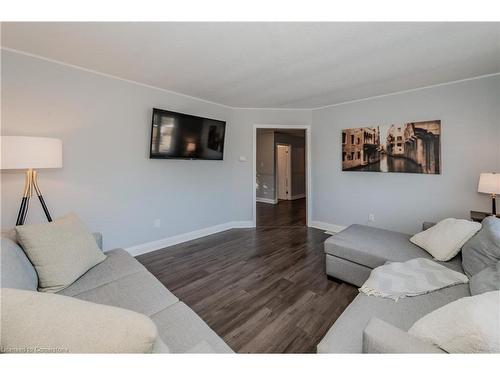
[153,219,161,228]
[368,213,375,222]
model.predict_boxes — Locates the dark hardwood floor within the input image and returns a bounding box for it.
[137,224,358,353]
[256,198,306,227]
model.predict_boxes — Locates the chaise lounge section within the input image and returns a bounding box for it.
[318,223,470,353]
[324,223,463,287]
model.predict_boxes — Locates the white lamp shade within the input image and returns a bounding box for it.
[1,136,62,170]
[478,173,500,195]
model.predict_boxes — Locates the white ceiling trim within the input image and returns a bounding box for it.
[2,46,499,111]
[0,47,234,110]
[311,71,500,110]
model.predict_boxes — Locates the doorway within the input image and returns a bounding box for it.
[253,125,311,227]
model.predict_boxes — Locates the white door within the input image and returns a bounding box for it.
[276,144,291,200]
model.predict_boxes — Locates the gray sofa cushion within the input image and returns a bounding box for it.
[58,250,179,316]
[326,254,371,287]
[65,271,179,316]
[317,283,470,353]
[185,340,218,353]
[59,249,145,296]
[151,302,233,353]
[1,287,162,353]
[469,261,500,295]
[325,224,463,272]
[0,237,38,290]
[362,317,445,353]
[57,248,233,352]
[462,216,500,277]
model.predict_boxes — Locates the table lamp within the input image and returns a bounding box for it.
[1,136,63,225]
[478,172,500,215]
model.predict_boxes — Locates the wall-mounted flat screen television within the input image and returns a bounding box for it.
[149,108,226,160]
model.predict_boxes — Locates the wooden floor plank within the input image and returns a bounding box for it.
[137,199,357,353]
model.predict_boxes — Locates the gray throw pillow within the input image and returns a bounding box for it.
[462,216,500,277]
[15,213,106,293]
[469,261,500,296]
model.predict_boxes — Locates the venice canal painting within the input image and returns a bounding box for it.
[342,120,441,174]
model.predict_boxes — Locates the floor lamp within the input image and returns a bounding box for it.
[1,136,63,225]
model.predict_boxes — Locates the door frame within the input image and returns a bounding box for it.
[275,143,292,201]
[253,124,312,227]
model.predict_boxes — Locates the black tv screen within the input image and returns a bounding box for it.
[150,108,226,160]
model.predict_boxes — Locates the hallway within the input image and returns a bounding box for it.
[256,198,306,227]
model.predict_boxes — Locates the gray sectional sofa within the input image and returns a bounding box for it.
[1,232,233,353]
[318,223,474,353]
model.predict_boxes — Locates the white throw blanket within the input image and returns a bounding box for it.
[359,258,469,301]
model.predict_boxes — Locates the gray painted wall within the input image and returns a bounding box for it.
[312,75,500,234]
[2,50,499,250]
[1,51,312,249]
[0,50,235,249]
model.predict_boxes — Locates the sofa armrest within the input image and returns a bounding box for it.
[422,222,436,231]
[362,318,445,353]
[92,232,103,250]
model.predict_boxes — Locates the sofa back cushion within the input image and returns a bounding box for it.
[0,237,38,290]
[462,216,500,277]
[469,261,500,296]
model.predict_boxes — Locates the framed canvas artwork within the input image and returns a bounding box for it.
[342,120,441,174]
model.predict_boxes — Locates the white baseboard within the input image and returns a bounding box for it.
[126,220,345,257]
[309,221,347,234]
[230,220,255,228]
[256,197,278,204]
[291,193,306,200]
[125,220,254,257]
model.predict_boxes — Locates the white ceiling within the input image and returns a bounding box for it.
[2,22,499,108]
